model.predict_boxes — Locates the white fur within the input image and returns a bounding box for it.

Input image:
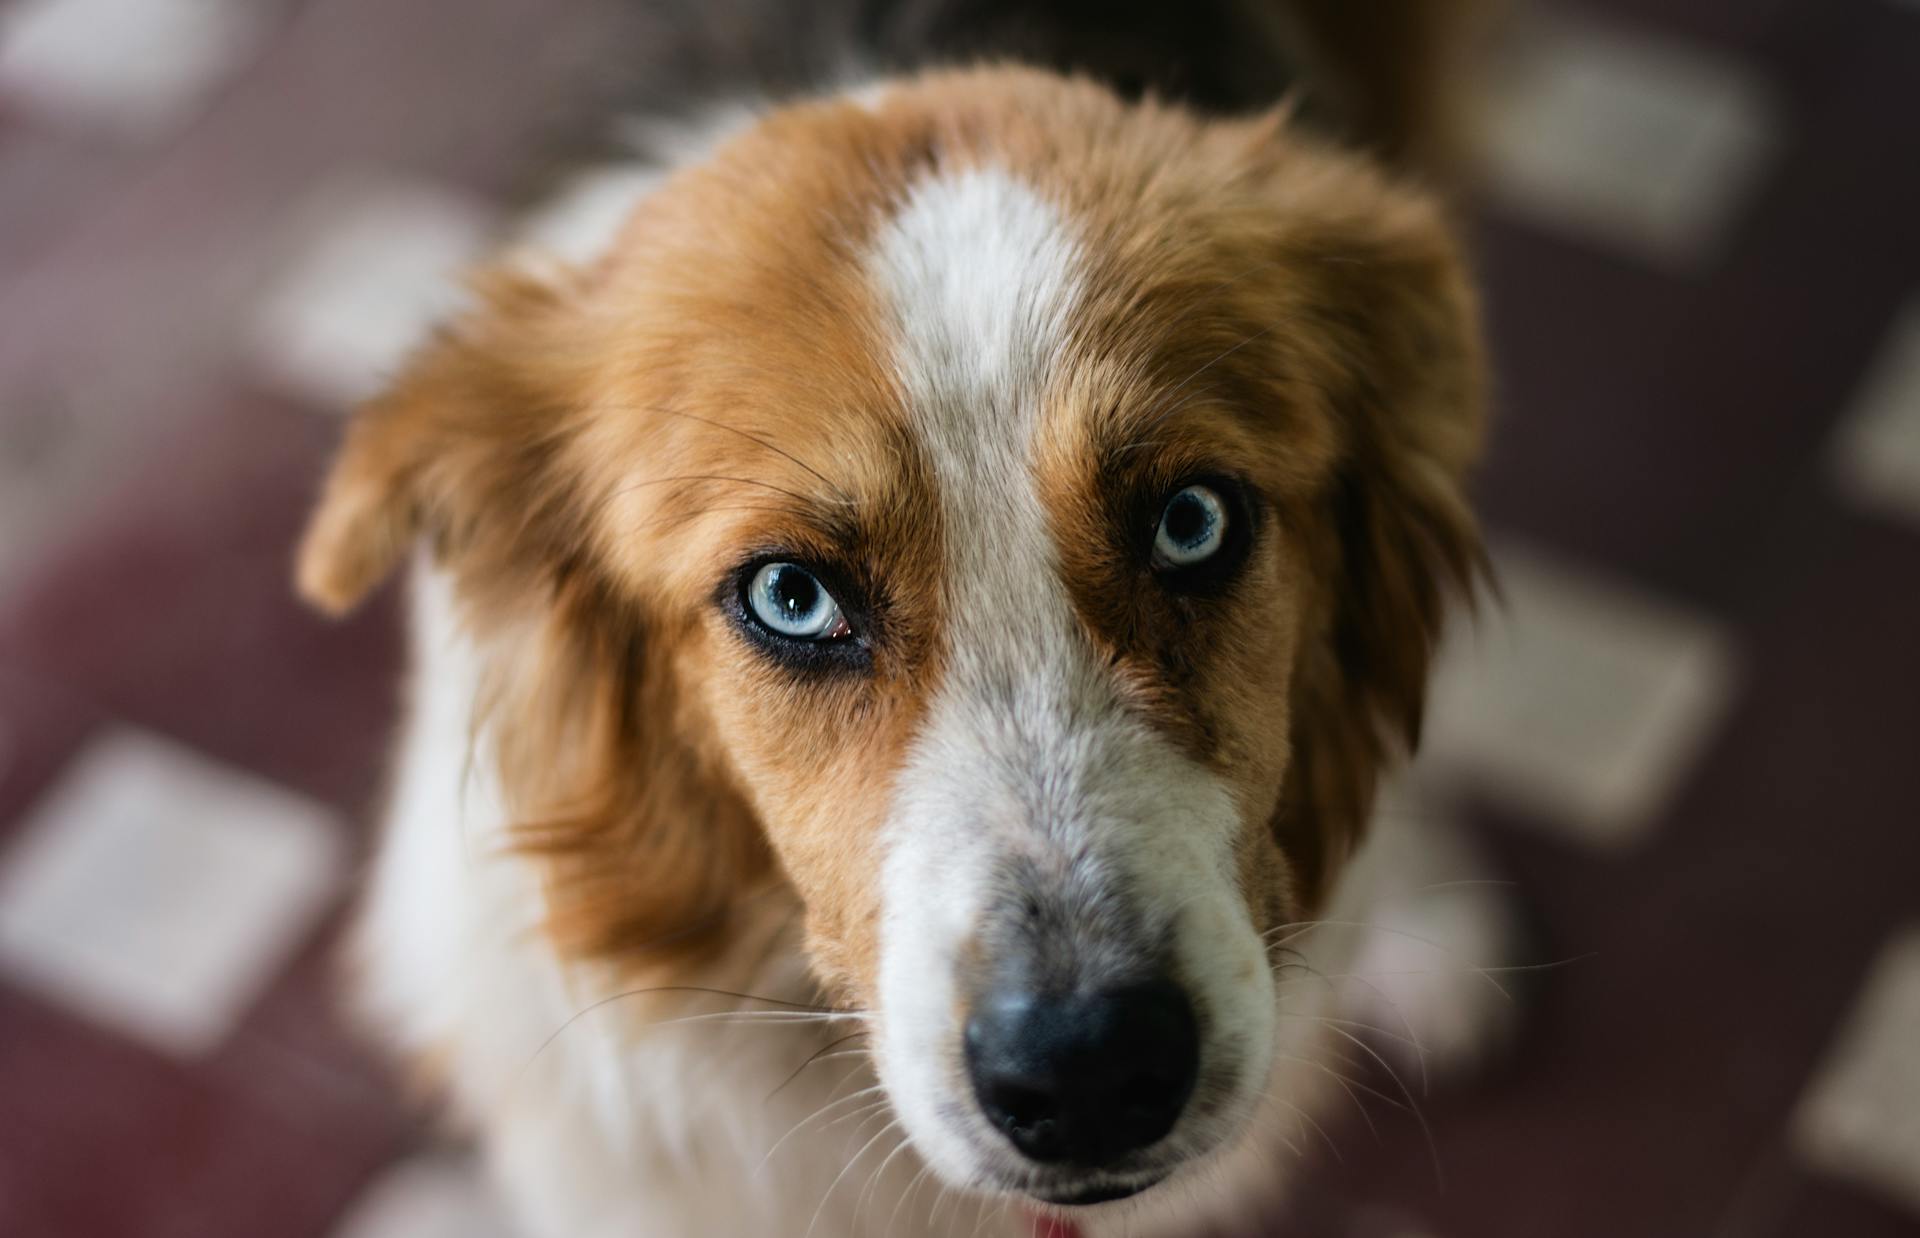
[864,166,1279,1206]
[359,558,1019,1237]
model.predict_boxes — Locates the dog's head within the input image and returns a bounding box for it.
[299,68,1483,1209]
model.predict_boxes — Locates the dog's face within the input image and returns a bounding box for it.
[299,70,1482,1210]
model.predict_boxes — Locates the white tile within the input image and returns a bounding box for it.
[0,728,342,1056]
[1477,11,1778,266]
[1794,927,1920,1218]
[1417,540,1737,847]
[509,164,663,269]
[1831,300,1920,526]
[249,178,496,411]
[0,0,264,140]
[331,1156,516,1238]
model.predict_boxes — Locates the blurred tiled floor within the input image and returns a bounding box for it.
[1,1,1918,1235]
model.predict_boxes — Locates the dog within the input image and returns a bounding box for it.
[296,3,1514,1234]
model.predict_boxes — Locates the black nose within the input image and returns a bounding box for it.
[964,978,1200,1167]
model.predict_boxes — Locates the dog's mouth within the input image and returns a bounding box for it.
[987,1161,1174,1215]
[1027,1174,1164,1207]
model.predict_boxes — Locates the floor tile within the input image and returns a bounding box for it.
[0,376,155,597]
[0,980,413,1238]
[1831,299,1920,528]
[510,163,663,268]
[1758,1171,1920,1238]
[1793,926,1920,1219]
[0,121,126,283]
[330,1154,515,1238]
[1418,540,1738,847]
[1478,8,1779,267]
[0,663,99,846]
[0,726,344,1056]
[249,177,497,410]
[0,388,404,811]
[0,0,267,140]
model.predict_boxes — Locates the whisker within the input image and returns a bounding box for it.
[767,1030,871,1102]
[854,1123,916,1230]
[889,1161,937,1235]
[1133,321,1283,433]
[1273,1050,1382,1144]
[627,984,859,1013]
[805,1114,900,1238]
[759,1085,885,1174]
[614,473,845,510]
[1273,1094,1344,1164]
[1113,388,1219,454]
[817,1097,891,1141]
[520,995,861,1095]
[1319,1019,1445,1188]
[1271,966,1429,1081]
[1276,1011,1428,1060]
[655,406,857,506]
[643,502,819,526]
[1260,918,1525,1002]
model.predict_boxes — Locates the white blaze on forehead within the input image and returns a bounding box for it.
[865,166,1275,1183]
[867,165,1100,834]
[869,165,1080,568]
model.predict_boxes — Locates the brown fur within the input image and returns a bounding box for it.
[298,67,1483,1013]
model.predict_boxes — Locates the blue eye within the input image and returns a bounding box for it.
[1153,485,1228,567]
[746,563,850,640]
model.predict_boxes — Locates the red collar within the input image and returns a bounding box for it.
[1029,1214,1083,1238]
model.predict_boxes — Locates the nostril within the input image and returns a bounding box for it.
[988,1084,1053,1129]
[964,978,1200,1168]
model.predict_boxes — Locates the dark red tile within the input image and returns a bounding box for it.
[0,386,402,818]
[0,126,131,288]
[1474,8,1920,611]
[0,978,413,1238]
[0,662,101,845]
[1760,1173,1920,1238]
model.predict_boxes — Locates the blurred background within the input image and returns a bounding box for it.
[1,0,1917,1235]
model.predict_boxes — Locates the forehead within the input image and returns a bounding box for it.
[584,75,1336,589]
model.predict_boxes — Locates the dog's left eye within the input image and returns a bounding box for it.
[1153,484,1229,567]
[745,562,852,641]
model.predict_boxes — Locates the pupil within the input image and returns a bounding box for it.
[1166,494,1209,544]
[774,567,817,615]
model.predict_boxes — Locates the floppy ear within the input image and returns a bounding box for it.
[295,270,587,616]
[1266,166,1488,900]
[492,574,777,967]
[297,265,775,967]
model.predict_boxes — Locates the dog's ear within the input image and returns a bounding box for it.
[1256,153,1488,899]
[295,270,587,616]
[298,263,775,965]
[494,577,777,968]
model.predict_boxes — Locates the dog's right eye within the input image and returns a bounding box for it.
[745,562,852,641]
